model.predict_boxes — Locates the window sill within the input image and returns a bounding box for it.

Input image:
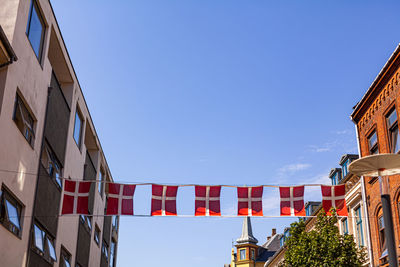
[0,220,22,239]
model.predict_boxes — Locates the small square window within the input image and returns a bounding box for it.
[13,94,35,147]
[26,0,45,61]
[73,107,83,148]
[0,188,23,237]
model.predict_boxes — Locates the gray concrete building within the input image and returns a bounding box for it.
[0,0,119,266]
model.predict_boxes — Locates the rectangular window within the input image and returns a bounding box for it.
[110,240,116,267]
[112,216,118,230]
[386,108,400,153]
[13,94,35,147]
[239,249,246,260]
[342,159,349,178]
[341,218,348,235]
[0,188,23,237]
[73,108,83,148]
[80,214,92,233]
[41,142,62,188]
[32,223,57,262]
[99,169,104,197]
[368,131,379,155]
[355,207,364,247]
[94,225,100,245]
[102,241,109,260]
[60,247,72,267]
[378,215,386,251]
[26,0,45,61]
[251,249,255,260]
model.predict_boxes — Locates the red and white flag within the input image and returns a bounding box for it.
[151,184,178,216]
[321,184,348,216]
[237,186,263,216]
[106,183,136,215]
[279,186,305,216]
[195,186,221,216]
[61,180,91,215]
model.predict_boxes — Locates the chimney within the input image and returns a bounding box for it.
[272,228,276,236]
[267,236,271,241]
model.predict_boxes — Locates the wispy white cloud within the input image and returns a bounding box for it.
[333,129,352,135]
[278,163,311,175]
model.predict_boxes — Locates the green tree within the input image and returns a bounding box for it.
[279,210,367,267]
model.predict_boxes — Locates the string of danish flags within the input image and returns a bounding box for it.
[61,180,348,217]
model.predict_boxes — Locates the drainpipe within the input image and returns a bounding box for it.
[353,122,374,266]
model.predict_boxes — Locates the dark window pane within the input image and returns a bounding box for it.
[369,132,377,148]
[27,1,44,59]
[387,109,398,127]
[73,111,82,146]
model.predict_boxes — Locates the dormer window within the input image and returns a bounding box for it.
[342,159,349,178]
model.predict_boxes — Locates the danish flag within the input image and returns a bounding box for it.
[321,184,348,216]
[279,186,305,216]
[61,180,91,215]
[106,183,136,215]
[195,186,221,216]
[151,185,178,216]
[237,186,263,216]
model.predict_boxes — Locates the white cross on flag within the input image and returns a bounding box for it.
[279,186,305,216]
[61,180,92,215]
[237,186,263,216]
[106,183,136,215]
[151,184,178,216]
[321,184,348,216]
[195,185,221,216]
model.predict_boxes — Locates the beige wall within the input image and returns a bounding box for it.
[0,0,117,266]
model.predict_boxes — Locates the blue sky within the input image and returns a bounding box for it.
[51,1,400,266]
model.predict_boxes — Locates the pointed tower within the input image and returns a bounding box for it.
[234,217,259,266]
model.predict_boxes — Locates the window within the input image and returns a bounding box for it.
[112,216,118,230]
[79,215,92,233]
[0,188,23,237]
[250,248,255,260]
[378,214,386,251]
[341,218,348,235]
[13,94,35,147]
[386,108,399,153]
[60,248,71,267]
[110,240,116,267]
[280,236,285,247]
[331,173,337,185]
[239,249,246,260]
[355,206,364,247]
[342,159,349,178]
[26,0,45,61]
[94,225,100,245]
[73,108,83,148]
[368,131,379,155]
[98,169,104,197]
[32,223,57,262]
[41,142,62,188]
[102,241,109,260]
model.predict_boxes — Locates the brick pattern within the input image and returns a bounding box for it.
[355,55,400,266]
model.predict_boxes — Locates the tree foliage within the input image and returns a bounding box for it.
[279,210,367,267]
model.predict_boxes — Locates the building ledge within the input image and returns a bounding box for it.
[0,25,17,68]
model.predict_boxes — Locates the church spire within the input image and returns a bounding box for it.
[236,216,258,244]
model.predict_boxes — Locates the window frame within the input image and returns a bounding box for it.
[41,141,63,189]
[109,239,116,267]
[60,246,72,267]
[239,248,246,260]
[377,213,386,252]
[94,224,101,246]
[26,0,46,62]
[102,240,109,260]
[385,107,400,153]
[250,248,255,260]
[31,222,57,263]
[73,106,84,149]
[0,187,23,238]
[79,214,92,233]
[354,206,364,247]
[341,218,348,235]
[13,93,36,147]
[368,130,379,155]
[98,168,105,197]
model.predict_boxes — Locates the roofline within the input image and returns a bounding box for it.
[46,0,114,181]
[0,25,18,67]
[351,43,400,121]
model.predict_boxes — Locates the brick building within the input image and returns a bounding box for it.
[351,43,400,266]
[0,0,119,266]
